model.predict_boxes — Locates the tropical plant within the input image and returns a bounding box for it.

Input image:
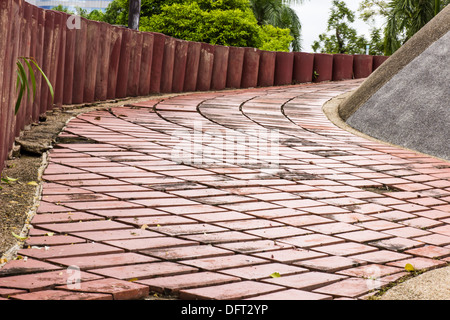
[383,0,449,55]
[249,0,306,51]
[312,0,370,54]
[15,57,54,115]
[139,0,294,51]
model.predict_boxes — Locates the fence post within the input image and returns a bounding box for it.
[106,26,123,100]
[196,43,215,91]
[313,53,333,82]
[211,45,229,91]
[274,51,294,86]
[241,47,260,88]
[258,50,276,87]
[149,32,165,94]
[95,22,111,101]
[160,36,176,93]
[183,41,201,92]
[71,16,87,104]
[226,46,244,89]
[172,39,188,93]
[293,52,314,83]
[138,32,154,96]
[332,54,354,81]
[54,11,67,108]
[127,31,143,97]
[353,54,373,78]
[83,19,100,103]
[0,0,13,169]
[116,27,132,98]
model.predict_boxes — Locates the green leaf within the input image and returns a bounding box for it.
[16,61,30,102]
[29,58,54,106]
[405,263,416,272]
[22,58,37,101]
[15,67,27,115]
[270,272,281,278]
[12,232,28,241]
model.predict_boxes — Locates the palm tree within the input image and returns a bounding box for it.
[384,0,449,55]
[249,0,307,51]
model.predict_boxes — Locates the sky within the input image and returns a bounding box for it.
[291,0,384,52]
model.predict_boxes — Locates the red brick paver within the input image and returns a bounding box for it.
[1,79,450,300]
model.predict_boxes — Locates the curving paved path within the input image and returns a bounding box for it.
[1,79,450,300]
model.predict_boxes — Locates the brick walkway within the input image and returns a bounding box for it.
[1,79,450,300]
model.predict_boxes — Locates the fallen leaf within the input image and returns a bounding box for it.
[27,181,38,186]
[141,224,148,230]
[405,263,416,272]
[45,232,55,237]
[128,278,138,282]
[270,272,281,278]
[11,232,28,241]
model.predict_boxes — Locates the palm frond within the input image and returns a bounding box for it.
[15,57,54,115]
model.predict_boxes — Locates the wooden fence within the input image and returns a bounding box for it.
[0,0,389,171]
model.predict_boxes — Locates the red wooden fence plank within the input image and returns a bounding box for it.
[39,9,54,112]
[127,31,143,97]
[211,45,229,91]
[6,0,22,155]
[33,6,44,119]
[332,54,354,81]
[274,51,294,86]
[313,53,333,82]
[293,52,314,84]
[83,19,100,103]
[373,55,389,71]
[115,27,132,99]
[15,0,30,137]
[183,41,201,92]
[241,47,260,88]
[95,22,111,101]
[196,43,215,91]
[353,54,373,79]
[0,0,13,169]
[172,39,188,93]
[47,10,62,111]
[160,36,176,93]
[258,50,276,87]
[138,32,154,96]
[226,46,244,89]
[62,12,75,105]
[54,12,67,108]
[71,16,87,104]
[106,26,123,100]
[149,32,165,94]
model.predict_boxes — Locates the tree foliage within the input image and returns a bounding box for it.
[383,0,449,55]
[55,0,301,52]
[312,0,383,55]
[357,0,449,55]
[139,1,264,48]
[249,0,305,51]
[139,0,293,50]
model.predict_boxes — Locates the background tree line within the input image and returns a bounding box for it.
[53,0,449,55]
